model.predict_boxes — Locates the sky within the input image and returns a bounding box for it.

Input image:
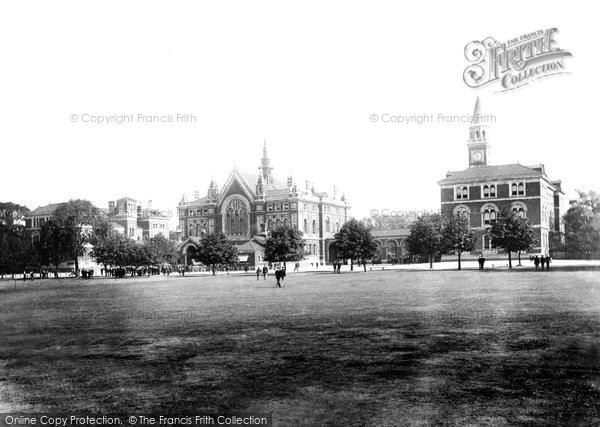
[1,1,597,227]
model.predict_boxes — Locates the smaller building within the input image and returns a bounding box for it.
[107,197,170,241]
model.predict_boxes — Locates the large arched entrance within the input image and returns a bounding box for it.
[182,244,198,265]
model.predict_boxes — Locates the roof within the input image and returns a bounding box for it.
[438,164,544,185]
[26,203,66,217]
[116,197,137,202]
[109,222,125,230]
[371,228,411,238]
[239,171,287,190]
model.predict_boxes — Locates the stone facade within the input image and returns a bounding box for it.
[177,143,351,266]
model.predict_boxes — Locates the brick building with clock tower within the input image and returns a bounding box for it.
[438,98,567,257]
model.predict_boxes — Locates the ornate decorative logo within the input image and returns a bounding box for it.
[463,28,572,92]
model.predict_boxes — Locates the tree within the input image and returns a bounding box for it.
[53,199,102,277]
[405,214,444,269]
[92,232,134,269]
[562,190,600,255]
[195,233,239,275]
[35,220,71,277]
[442,215,476,270]
[333,219,378,271]
[264,227,305,268]
[488,208,537,268]
[146,234,178,267]
[0,202,31,278]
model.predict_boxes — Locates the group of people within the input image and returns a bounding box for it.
[255,265,287,287]
[332,261,343,274]
[531,255,552,271]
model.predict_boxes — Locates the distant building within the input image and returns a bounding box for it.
[438,98,567,256]
[107,197,170,241]
[177,143,351,266]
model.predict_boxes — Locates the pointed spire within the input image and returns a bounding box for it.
[472,97,482,124]
[263,139,268,158]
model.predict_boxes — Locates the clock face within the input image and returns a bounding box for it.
[471,151,484,162]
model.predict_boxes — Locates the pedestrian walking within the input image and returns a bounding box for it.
[540,256,546,271]
[336,262,341,274]
[534,256,540,271]
[478,255,485,270]
[256,267,261,280]
[274,267,282,287]
[262,265,268,280]
[280,267,286,287]
[545,255,552,271]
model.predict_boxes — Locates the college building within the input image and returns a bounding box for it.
[177,143,351,267]
[438,98,567,256]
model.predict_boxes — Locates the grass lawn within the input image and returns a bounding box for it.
[1,270,600,425]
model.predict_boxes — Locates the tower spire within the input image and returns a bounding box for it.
[467,97,490,167]
[260,139,273,185]
[472,96,482,124]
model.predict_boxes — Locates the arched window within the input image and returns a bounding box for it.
[453,205,471,225]
[484,210,490,224]
[188,224,194,237]
[335,221,340,232]
[283,218,290,228]
[462,187,468,199]
[197,210,201,215]
[456,187,462,200]
[518,183,525,196]
[482,130,486,139]
[490,209,496,222]
[275,219,282,229]
[483,185,489,198]
[325,217,330,232]
[489,184,496,197]
[312,219,317,235]
[303,218,308,234]
[195,224,200,236]
[267,219,273,231]
[511,183,518,196]
[476,130,480,139]
[225,198,247,235]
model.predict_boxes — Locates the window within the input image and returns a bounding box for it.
[462,187,468,199]
[325,217,330,232]
[283,218,290,228]
[490,184,496,197]
[284,203,289,210]
[511,182,525,197]
[303,218,308,234]
[482,204,498,225]
[312,219,317,235]
[267,219,273,231]
[225,198,247,235]
[267,204,273,211]
[275,219,282,229]
[483,185,489,198]
[453,205,471,225]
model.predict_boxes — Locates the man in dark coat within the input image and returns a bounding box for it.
[478,255,485,270]
[256,267,261,280]
[274,268,281,287]
[262,265,268,280]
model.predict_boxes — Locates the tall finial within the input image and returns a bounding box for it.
[472,97,482,124]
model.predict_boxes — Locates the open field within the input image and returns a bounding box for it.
[1,271,600,425]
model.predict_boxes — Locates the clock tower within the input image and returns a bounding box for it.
[467,97,490,167]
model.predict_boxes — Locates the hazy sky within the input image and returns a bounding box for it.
[1,1,596,225]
